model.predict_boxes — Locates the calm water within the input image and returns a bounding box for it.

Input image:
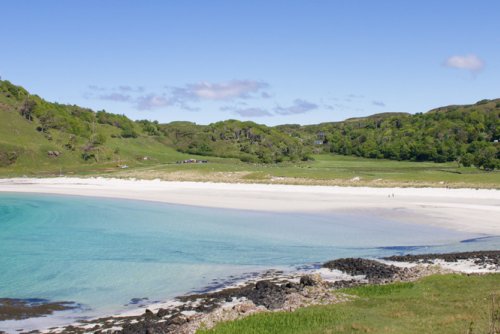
[0,192,498,325]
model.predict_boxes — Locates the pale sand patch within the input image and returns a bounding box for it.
[0,177,499,235]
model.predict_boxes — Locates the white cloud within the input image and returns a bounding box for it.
[372,100,385,107]
[444,54,484,72]
[135,94,171,110]
[274,99,318,115]
[118,85,145,93]
[98,93,132,102]
[223,107,273,117]
[86,79,271,112]
[172,80,269,101]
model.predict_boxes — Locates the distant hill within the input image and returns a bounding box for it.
[278,100,499,169]
[0,79,499,173]
[0,79,307,174]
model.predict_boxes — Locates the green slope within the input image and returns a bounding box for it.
[0,78,499,177]
[0,80,192,176]
[278,100,500,168]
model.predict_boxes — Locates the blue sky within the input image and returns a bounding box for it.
[1,1,499,125]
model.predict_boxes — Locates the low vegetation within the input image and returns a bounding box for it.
[198,274,500,334]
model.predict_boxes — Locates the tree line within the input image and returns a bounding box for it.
[2,79,499,168]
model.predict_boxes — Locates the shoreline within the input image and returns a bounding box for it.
[0,177,499,235]
[1,251,498,334]
[1,177,499,333]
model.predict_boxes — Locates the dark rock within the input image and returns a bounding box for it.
[383,250,500,267]
[121,319,170,334]
[156,308,169,318]
[144,309,156,319]
[255,280,273,291]
[246,280,287,310]
[299,275,316,286]
[331,279,365,289]
[0,298,78,321]
[323,258,400,282]
[179,279,292,311]
[168,315,187,326]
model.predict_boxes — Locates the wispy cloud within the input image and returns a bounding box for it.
[98,93,132,102]
[261,91,273,99]
[372,100,385,107]
[118,85,145,93]
[444,54,484,72]
[274,99,318,115]
[222,106,273,117]
[135,94,171,110]
[171,80,269,101]
[88,85,106,91]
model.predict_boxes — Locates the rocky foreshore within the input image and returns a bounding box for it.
[383,250,500,267]
[0,299,79,322]
[3,250,499,334]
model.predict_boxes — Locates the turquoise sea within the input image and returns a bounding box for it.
[0,192,498,328]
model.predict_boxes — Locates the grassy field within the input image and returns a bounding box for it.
[198,274,500,334]
[1,146,499,188]
[103,154,500,188]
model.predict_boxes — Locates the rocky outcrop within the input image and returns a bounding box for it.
[384,250,500,267]
[0,298,77,321]
[323,258,401,282]
[42,252,499,334]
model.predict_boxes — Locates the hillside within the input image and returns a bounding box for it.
[0,79,499,176]
[278,100,500,169]
[0,80,306,175]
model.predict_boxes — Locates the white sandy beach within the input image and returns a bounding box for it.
[0,177,499,235]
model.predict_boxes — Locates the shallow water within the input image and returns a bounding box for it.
[0,192,498,328]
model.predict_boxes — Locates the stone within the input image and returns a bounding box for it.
[156,308,169,318]
[300,275,318,286]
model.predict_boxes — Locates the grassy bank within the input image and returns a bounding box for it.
[2,153,499,188]
[198,274,500,334]
[104,154,500,188]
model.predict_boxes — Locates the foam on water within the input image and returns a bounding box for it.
[0,192,498,331]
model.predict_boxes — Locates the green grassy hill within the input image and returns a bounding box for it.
[0,80,194,175]
[0,78,499,179]
[280,100,500,168]
[0,79,309,176]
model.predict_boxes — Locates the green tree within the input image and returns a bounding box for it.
[473,146,498,170]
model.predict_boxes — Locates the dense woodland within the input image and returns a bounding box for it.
[1,79,499,169]
[290,101,500,169]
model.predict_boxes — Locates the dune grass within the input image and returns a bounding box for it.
[198,274,500,334]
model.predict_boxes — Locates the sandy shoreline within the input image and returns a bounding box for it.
[0,177,499,235]
[0,177,498,333]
